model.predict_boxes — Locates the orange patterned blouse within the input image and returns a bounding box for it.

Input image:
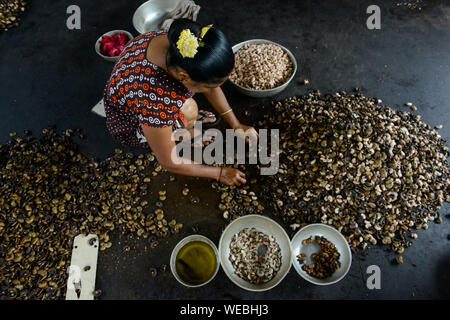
[103,30,194,148]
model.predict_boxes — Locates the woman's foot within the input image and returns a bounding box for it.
[187,126,217,147]
[198,110,216,122]
[187,109,217,128]
[184,110,217,146]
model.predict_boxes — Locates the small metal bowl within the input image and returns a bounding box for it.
[218,215,292,292]
[132,0,182,34]
[95,30,134,62]
[170,234,220,288]
[228,39,297,98]
[291,224,352,286]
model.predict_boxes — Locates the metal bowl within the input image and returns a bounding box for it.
[228,39,297,98]
[291,224,352,285]
[132,0,182,34]
[95,30,134,62]
[170,234,220,288]
[218,215,292,292]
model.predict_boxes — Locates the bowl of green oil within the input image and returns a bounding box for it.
[170,235,220,287]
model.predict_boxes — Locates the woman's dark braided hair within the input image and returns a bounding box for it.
[166,18,235,84]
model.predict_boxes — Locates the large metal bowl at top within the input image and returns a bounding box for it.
[132,0,182,34]
[229,39,297,98]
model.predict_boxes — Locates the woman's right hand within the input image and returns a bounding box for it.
[219,167,247,186]
[141,124,248,185]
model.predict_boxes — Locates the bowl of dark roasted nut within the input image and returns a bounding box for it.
[291,224,352,285]
[218,215,292,291]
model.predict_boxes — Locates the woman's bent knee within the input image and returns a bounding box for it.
[180,98,198,125]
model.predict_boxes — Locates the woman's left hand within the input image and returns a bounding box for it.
[234,123,259,145]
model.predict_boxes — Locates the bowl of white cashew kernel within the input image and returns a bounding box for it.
[228,39,297,98]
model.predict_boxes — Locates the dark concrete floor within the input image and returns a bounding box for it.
[1,0,449,299]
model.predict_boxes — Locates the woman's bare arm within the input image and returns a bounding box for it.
[140,123,247,185]
[202,87,240,128]
[203,87,259,143]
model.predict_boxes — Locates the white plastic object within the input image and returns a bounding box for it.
[65,234,100,300]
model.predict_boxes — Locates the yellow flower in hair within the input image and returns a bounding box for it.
[200,24,213,40]
[176,29,199,58]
